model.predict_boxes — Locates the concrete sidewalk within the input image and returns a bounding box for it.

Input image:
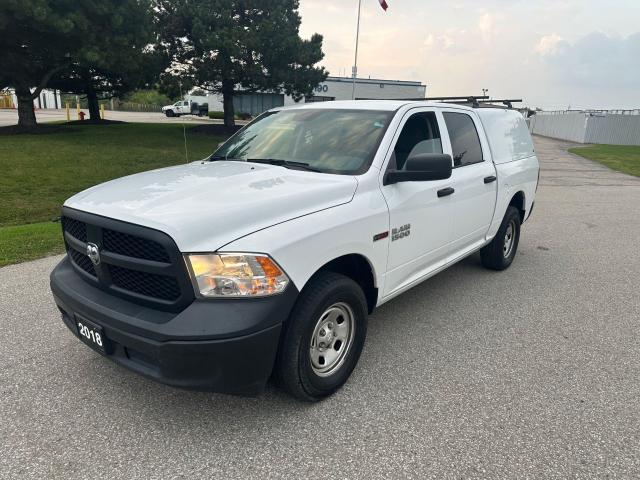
[0,108,224,126]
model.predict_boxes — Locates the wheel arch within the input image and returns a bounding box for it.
[308,253,378,314]
[509,190,526,223]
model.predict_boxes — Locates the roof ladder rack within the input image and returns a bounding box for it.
[354,96,522,109]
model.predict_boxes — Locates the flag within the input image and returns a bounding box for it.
[379,0,388,11]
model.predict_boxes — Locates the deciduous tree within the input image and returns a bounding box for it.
[0,0,82,127]
[48,0,158,121]
[155,0,327,128]
[0,0,158,126]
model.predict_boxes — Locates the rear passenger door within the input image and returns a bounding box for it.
[441,109,498,253]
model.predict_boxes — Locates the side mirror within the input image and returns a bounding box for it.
[384,153,453,185]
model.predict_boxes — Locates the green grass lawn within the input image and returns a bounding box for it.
[0,123,223,266]
[0,222,64,266]
[568,144,640,177]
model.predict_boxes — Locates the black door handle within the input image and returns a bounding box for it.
[484,175,497,184]
[437,187,455,198]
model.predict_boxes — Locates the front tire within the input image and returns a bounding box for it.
[480,205,521,270]
[274,272,368,401]
[165,110,174,117]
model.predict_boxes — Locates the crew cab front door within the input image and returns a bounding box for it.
[380,108,455,298]
[173,101,189,114]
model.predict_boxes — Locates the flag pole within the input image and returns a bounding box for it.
[351,0,362,100]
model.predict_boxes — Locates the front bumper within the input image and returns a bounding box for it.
[50,257,298,395]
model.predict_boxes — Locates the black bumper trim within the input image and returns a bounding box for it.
[51,256,299,394]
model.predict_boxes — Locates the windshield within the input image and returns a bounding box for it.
[211,108,393,174]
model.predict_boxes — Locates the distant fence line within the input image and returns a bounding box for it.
[0,94,15,109]
[108,101,162,112]
[60,97,163,113]
[538,109,640,116]
[530,111,640,145]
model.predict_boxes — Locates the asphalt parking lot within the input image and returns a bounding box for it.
[1,136,639,479]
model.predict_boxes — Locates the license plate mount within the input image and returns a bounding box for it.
[75,315,110,355]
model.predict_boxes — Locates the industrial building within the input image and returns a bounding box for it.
[204,76,427,116]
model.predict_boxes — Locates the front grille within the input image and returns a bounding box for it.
[103,228,170,263]
[110,265,181,301]
[60,209,194,312]
[62,217,87,242]
[68,248,96,277]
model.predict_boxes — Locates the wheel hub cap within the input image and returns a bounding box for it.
[309,302,355,377]
[503,221,515,258]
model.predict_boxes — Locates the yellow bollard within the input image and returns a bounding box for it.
[100,103,105,120]
[76,103,80,120]
[65,103,70,122]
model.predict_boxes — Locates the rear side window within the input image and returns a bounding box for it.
[443,112,483,167]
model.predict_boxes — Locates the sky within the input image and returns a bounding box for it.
[298,0,640,110]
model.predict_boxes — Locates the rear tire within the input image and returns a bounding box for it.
[480,206,521,270]
[274,272,368,402]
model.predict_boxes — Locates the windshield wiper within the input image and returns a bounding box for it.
[208,155,244,161]
[246,158,322,173]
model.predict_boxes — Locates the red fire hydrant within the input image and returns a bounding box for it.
[79,111,86,121]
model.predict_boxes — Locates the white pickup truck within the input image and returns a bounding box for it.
[161,99,208,117]
[50,100,539,401]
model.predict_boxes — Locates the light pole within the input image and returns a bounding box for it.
[351,0,362,100]
[482,88,488,98]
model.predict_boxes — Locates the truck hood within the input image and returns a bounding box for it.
[64,160,358,252]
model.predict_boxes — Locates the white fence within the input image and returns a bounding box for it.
[530,111,640,145]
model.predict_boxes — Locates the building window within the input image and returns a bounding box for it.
[305,96,336,103]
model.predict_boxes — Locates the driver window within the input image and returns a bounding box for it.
[392,112,442,170]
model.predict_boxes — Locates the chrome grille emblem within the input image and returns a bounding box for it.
[86,242,101,266]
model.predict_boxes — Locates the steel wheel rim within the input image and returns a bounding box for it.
[309,302,355,377]
[503,220,516,258]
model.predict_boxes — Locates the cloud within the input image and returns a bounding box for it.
[535,34,566,55]
[477,13,496,43]
[424,32,458,51]
[301,0,346,13]
[536,31,640,87]
[299,0,640,108]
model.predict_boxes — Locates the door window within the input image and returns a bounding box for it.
[392,112,442,170]
[443,112,483,167]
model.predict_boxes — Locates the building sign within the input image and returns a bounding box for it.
[314,84,329,93]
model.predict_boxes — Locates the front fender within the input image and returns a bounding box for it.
[221,188,390,302]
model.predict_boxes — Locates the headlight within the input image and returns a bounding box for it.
[185,253,289,297]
